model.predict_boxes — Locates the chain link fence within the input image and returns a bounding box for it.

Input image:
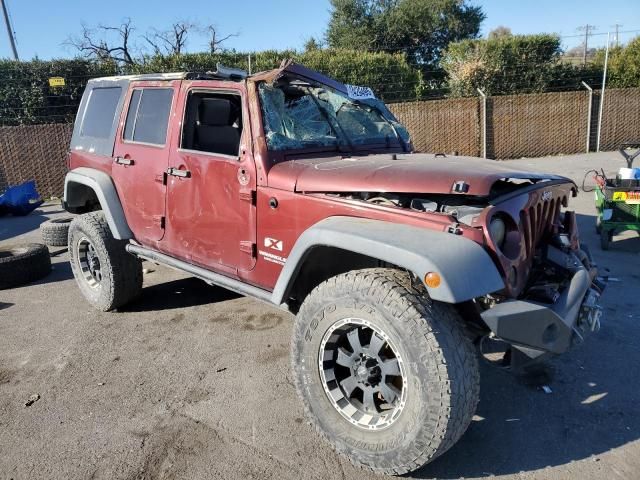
[0,123,72,198]
[389,97,480,157]
[489,90,590,159]
[600,88,640,151]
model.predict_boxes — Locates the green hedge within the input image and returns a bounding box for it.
[0,59,116,125]
[593,36,640,88]
[1,50,420,125]
[442,34,603,96]
[4,38,637,126]
[135,49,422,102]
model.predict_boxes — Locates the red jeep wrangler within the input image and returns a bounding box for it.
[64,62,605,474]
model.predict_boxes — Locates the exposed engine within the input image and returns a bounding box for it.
[327,191,487,226]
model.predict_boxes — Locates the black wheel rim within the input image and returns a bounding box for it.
[77,237,103,289]
[319,318,407,430]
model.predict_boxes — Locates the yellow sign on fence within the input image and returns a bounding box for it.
[48,77,65,87]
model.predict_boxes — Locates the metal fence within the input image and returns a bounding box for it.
[390,87,640,160]
[0,87,639,198]
[0,123,72,198]
[489,90,590,159]
[600,88,640,151]
[389,97,481,157]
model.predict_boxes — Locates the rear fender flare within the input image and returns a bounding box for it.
[271,216,505,305]
[64,167,133,240]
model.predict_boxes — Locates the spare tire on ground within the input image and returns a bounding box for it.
[0,243,51,289]
[40,217,74,247]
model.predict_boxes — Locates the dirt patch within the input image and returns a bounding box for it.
[0,369,14,384]
[257,345,289,364]
[243,313,283,331]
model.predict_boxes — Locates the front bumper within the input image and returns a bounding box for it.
[480,245,606,361]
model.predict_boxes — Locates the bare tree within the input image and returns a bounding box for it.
[144,21,193,56]
[66,18,136,65]
[66,19,240,62]
[205,25,237,53]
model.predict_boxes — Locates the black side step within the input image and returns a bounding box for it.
[126,244,274,304]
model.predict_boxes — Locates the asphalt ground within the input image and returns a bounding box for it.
[0,151,639,479]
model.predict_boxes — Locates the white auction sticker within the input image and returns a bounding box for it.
[346,84,376,100]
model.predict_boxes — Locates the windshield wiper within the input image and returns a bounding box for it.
[351,100,409,152]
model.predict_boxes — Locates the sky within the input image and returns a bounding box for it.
[1,0,639,60]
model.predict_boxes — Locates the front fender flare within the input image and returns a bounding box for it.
[64,167,133,240]
[271,216,504,305]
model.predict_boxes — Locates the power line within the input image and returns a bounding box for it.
[612,23,623,47]
[576,24,596,66]
[0,0,18,60]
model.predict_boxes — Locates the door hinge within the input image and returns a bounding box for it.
[240,241,256,257]
[239,190,256,205]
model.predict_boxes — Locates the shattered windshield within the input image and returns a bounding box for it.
[258,79,410,151]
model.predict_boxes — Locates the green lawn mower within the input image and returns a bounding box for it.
[592,142,640,250]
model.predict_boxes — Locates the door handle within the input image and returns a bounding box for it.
[167,167,191,178]
[115,157,134,166]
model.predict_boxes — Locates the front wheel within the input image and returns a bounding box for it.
[291,268,479,475]
[68,211,142,311]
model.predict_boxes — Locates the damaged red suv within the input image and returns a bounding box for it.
[63,62,606,474]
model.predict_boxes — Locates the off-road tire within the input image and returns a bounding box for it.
[0,243,51,289]
[40,217,73,247]
[291,268,480,475]
[68,211,142,311]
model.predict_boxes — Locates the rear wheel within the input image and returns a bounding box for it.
[68,211,142,311]
[291,268,479,475]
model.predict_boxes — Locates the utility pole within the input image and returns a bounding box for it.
[1,0,18,60]
[612,23,623,47]
[577,24,596,66]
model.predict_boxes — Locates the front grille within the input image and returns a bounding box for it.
[520,196,565,257]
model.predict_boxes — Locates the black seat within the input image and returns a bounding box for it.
[195,98,240,156]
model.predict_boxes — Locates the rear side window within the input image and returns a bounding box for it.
[124,88,173,145]
[81,87,122,139]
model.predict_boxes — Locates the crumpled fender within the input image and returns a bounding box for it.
[271,216,505,304]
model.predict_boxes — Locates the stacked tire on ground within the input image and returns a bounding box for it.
[0,244,51,289]
[40,217,74,247]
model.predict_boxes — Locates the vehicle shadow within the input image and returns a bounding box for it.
[0,302,13,311]
[0,210,50,242]
[415,340,640,478]
[122,277,242,313]
[28,257,75,287]
[576,212,640,254]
